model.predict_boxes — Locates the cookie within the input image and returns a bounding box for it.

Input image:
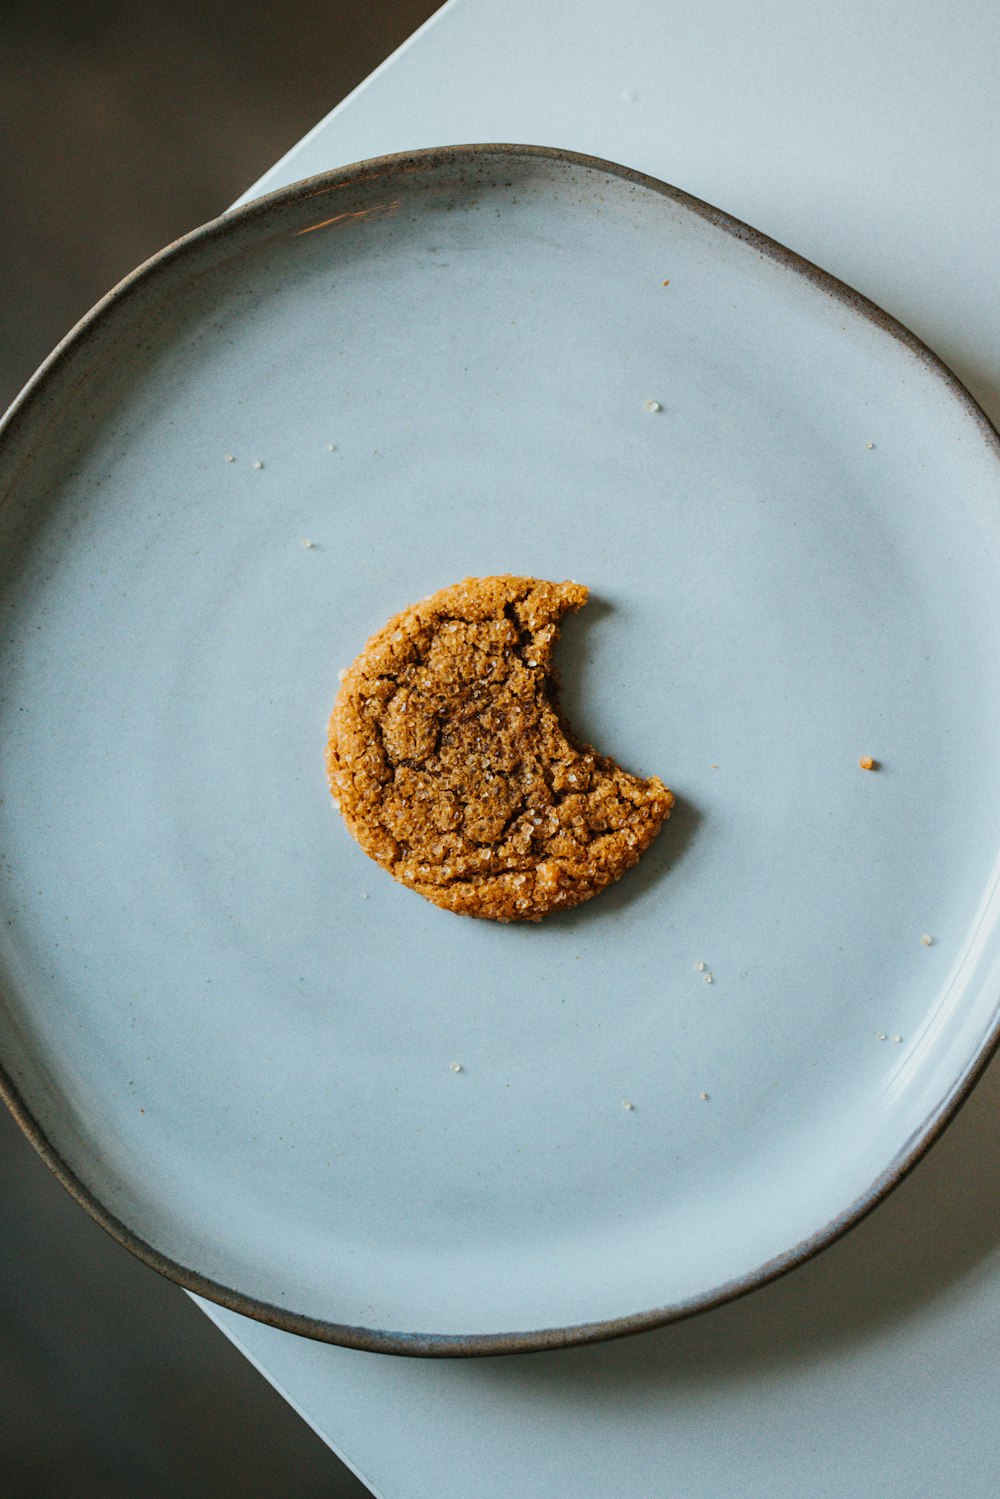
[326,576,674,921]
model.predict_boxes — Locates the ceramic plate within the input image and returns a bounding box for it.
[2,146,1000,1356]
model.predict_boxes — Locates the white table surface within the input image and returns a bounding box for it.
[197,1,1000,1493]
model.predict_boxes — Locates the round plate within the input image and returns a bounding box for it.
[2,146,1000,1357]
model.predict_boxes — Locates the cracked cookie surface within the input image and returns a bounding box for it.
[326,575,674,921]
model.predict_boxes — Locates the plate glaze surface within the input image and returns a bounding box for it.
[2,146,1000,1355]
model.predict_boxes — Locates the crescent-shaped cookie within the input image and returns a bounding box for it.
[326,576,673,921]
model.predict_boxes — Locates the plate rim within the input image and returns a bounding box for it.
[2,141,999,1358]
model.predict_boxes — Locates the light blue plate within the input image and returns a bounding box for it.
[2,146,999,1356]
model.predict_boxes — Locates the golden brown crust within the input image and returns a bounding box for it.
[326,576,674,921]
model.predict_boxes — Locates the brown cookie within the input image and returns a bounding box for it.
[326,576,674,921]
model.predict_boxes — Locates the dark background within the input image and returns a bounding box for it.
[0,4,439,1495]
